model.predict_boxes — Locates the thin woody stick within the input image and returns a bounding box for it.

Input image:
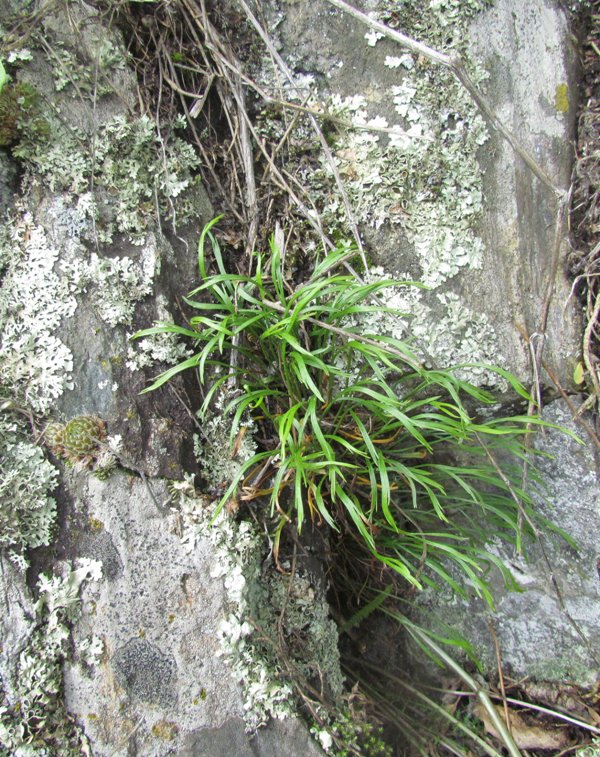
[236,0,370,271]
[324,0,561,197]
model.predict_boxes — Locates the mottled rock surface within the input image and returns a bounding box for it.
[261,0,579,388]
[61,474,245,755]
[0,0,595,753]
[415,399,600,686]
[0,2,326,754]
[181,717,326,757]
[467,0,579,387]
[259,0,596,688]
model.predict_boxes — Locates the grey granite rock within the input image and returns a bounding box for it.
[60,473,324,755]
[0,151,18,218]
[60,473,249,754]
[259,0,580,389]
[414,399,600,687]
[181,716,326,757]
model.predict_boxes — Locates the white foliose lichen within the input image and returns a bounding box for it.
[62,245,156,327]
[126,295,192,371]
[16,113,201,244]
[0,412,58,564]
[51,37,128,95]
[0,198,162,415]
[0,213,76,413]
[173,473,343,731]
[266,0,505,383]
[172,479,294,729]
[318,76,488,289]
[0,558,103,754]
[338,268,506,388]
[194,395,258,486]
[42,192,160,327]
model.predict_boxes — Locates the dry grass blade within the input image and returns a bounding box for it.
[583,290,600,399]
[236,0,369,271]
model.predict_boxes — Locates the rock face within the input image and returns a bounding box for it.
[258,0,597,687]
[0,0,596,753]
[181,717,326,757]
[0,2,325,754]
[467,0,579,387]
[61,475,243,751]
[261,0,579,388]
[414,398,600,686]
[61,474,323,756]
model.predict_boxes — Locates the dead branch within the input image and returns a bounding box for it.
[324,0,561,197]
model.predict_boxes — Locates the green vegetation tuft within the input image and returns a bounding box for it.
[46,415,106,463]
[136,219,548,606]
[45,415,117,480]
[0,81,48,147]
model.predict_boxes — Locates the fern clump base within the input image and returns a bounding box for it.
[136,219,552,606]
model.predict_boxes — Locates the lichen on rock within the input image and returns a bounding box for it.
[256,0,508,388]
[0,212,77,413]
[0,558,102,755]
[15,113,201,244]
[173,478,342,731]
[0,410,58,567]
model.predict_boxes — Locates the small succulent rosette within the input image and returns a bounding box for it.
[44,415,117,479]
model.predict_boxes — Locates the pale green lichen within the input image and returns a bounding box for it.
[0,412,58,566]
[193,394,258,486]
[0,559,102,755]
[126,295,192,371]
[51,38,128,96]
[0,212,76,413]
[262,0,505,385]
[340,268,505,388]
[173,479,294,728]
[62,245,156,326]
[316,55,488,289]
[172,477,342,731]
[265,568,343,702]
[14,113,201,244]
[0,22,204,757]
[0,198,160,420]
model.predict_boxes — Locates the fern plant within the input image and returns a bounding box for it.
[134,218,551,605]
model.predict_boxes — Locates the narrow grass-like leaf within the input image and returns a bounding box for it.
[138,219,569,612]
[198,215,223,279]
[140,354,200,393]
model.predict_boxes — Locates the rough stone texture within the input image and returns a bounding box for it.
[0,558,35,699]
[414,399,600,687]
[0,3,327,754]
[181,716,326,757]
[59,473,324,755]
[61,474,246,755]
[262,0,580,388]
[0,151,19,218]
[1,0,595,752]
[466,0,580,387]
